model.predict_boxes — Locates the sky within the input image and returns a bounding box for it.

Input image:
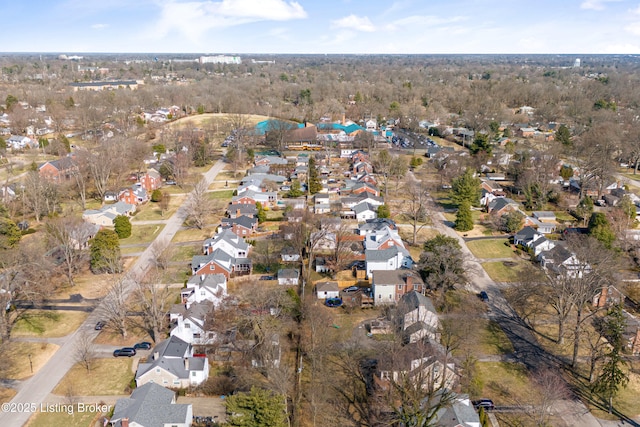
[4,0,640,54]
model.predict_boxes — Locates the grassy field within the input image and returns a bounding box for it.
[3,342,59,379]
[207,189,234,200]
[118,224,165,246]
[12,310,89,338]
[0,387,16,404]
[475,361,532,404]
[482,260,528,282]
[132,195,185,221]
[53,358,134,396]
[26,406,103,427]
[466,239,514,259]
[172,227,214,243]
[455,319,514,358]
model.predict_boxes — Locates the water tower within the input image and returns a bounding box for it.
[573,58,581,68]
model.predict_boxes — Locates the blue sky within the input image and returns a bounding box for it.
[4,0,640,54]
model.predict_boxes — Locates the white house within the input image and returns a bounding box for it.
[353,202,377,222]
[110,383,192,427]
[135,336,209,388]
[315,281,340,300]
[397,291,439,344]
[202,229,250,258]
[182,274,227,307]
[82,201,136,226]
[278,268,299,285]
[365,246,413,278]
[170,301,216,345]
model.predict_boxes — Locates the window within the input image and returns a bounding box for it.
[414,284,419,291]
[200,290,205,296]
[398,284,403,290]
[192,371,197,377]
[173,381,180,386]
[185,323,191,328]
[156,368,160,373]
[163,379,168,384]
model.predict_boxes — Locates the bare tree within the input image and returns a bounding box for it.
[529,369,571,427]
[99,275,129,339]
[184,178,212,229]
[74,330,97,372]
[403,180,431,246]
[149,238,174,271]
[45,217,94,286]
[133,273,172,343]
[159,191,171,217]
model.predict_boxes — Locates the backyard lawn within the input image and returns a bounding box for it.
[207,189,234,200]
[132,195,185,221]
[27,406,103,427]
[466,239,514,259]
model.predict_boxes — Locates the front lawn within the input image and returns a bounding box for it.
[53,358,134,396]
[3,342,59,379]
[118,224,165,246]
[132,195,185,221]
[27,406,102,427]
[482,260,528,283]
[12,310,89,338]
[466,239,514,259]
[207,189,234,200]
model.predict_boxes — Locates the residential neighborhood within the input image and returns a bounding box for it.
[1,52,640,427]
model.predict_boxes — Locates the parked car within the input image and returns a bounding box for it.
[342,286,359,293]
[113,347,137,357]
[94,321,106,330]
[134,342,152,350]
[479,291,489,302]
[165,180,177,185]
[472,399,495,411]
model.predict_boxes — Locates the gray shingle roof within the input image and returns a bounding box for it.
[111,382,191,427]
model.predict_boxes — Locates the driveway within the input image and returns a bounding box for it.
[0,159,227,427]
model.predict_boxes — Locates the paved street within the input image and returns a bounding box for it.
[0,159,227,427]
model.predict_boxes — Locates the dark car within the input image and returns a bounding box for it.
[113,347,137,357]
[94,321,106,330]
[134,342,152,350]
[479,291,489,302]
[472,399,495,411]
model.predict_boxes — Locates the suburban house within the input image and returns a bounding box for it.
[434,394,481,427]
[365,246,413,278]
[182,274,227,307]
[373,342,458,393]
[170,300,216,345]
[487,197,520,216]
[315,281,340,300]
[135,336,209,388]
[202,229,250,258]
[281,246,301,262]
[371,270,424,305]
[523,216,557,234]
[314,194,331,214]
[110,382,193,427]
[353,202,377,222]
[191,249,252,279]
[139,169,162,192]
[226,203,257,219]
[6,135,37,150]
[538,245,586,277]
[232,190,277,208]
[278,268,300,286]
[38,157,77,182]
[118,185,148,205]
[219,215,258,237]
[82,201,136,226]
[397,291,439,344]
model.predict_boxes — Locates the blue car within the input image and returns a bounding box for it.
[134,342,152,350]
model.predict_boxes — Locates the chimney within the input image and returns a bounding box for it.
[185,358,190,370]
[405,274,413,289]
[122,418,129,427]
[153,351,159,361]
[342,112,346,125]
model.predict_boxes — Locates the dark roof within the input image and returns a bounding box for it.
[514,226,538,242]
[221,215,257,229]
[398,290,435,314]
[278,268,300,279]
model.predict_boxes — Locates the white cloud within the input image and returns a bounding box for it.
[152,0,307,42]
[597,42,640,53]
[91,23,108,30]
[629,4,640,14]
[385,15,467,32]
[331,15,375,32]
[580,0,622,11]
[625,22,640,35]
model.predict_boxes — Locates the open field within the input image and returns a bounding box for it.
[12,310,89,338]
[0,388,16,404]
[466,239,514,259]
[53,358,134,396]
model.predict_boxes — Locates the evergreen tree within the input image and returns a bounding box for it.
[454,200,474,232]
[470,133,492,156]
[150,189,163,202]
[451,169,481,207]
[592,306,629,413]
[0,217,21,249]
[377,204,391,219]
[113,215,132,239]
[286,180,304,198]
[90,229,122,274]
[224,387,288,427]
[555,124,572,146]
[308,156,322,194]
[256,202,266,223]
[588,212,615,249]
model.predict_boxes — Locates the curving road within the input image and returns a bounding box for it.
[0,159,227,427]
